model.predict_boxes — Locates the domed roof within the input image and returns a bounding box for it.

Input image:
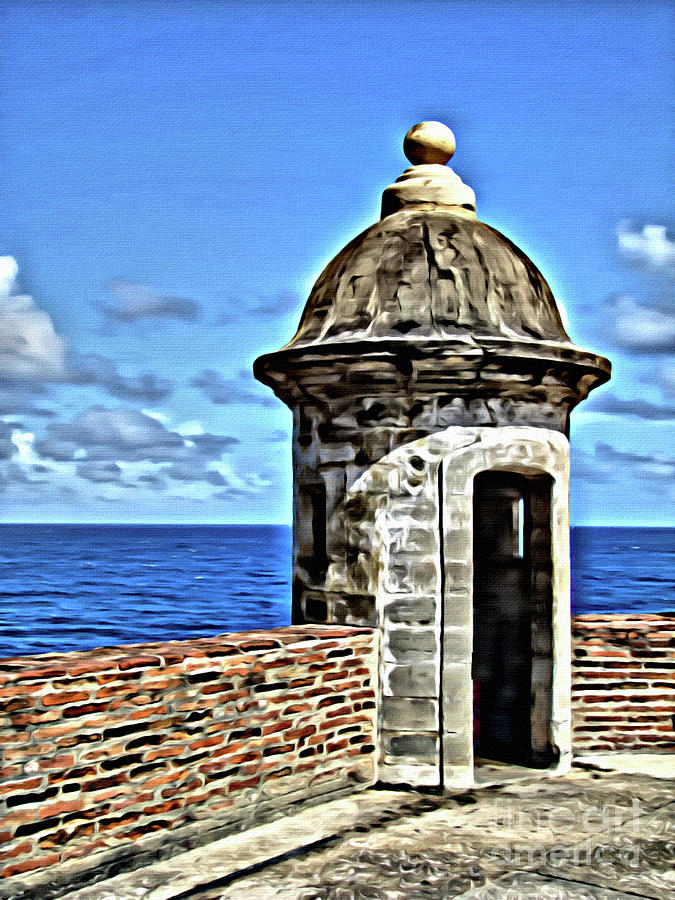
[256,122,610,402]
[285,207,570,351]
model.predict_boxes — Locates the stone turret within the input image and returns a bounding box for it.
[255,122,610,789]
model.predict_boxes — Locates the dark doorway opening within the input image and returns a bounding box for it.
[472,470,556,769]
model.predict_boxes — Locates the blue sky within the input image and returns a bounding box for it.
[0,0,672,524]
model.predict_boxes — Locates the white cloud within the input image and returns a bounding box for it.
[190,369,275,407]
[142,409,171,423]
[617,223,675,274]
[586,392,675,420]
[0,259,174,409]
[11,430,36,462]
[105,280,199,322]
[0,257,67,380]
[595,442,675,483]
[0,257,19,298]
[176,420,204,436]
[606,295,675,354]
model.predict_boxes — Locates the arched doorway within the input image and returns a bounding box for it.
[472,470,556,770]
[328,425,572,789]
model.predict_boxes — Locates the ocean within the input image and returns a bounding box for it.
[0,524,671,659]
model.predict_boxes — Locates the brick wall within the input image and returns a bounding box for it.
[572,613,674,752]
[0,626,377,892]
[1,611,671,893]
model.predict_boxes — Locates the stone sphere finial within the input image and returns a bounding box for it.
[403,121,456,166]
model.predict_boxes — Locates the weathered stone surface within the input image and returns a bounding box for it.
[262,209,584,350]
[254,123,609,793]
[383,663,438,699]
[443,626,472,662]
[380,697,438,731]
[383,627,438,664]
[383,732,438,759]
[27,761,670,898]
[381,596,437,626]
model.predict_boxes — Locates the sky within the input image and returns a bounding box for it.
[0,0,672,525]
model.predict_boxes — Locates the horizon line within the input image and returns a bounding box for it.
[0,521,672,528]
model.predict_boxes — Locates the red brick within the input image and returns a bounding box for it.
[0,776,44,796]
[97,812,138,833]
[188,735,225,751]
[326,739,349,753]
[0,683,44,700]
[39,821,96,849]
[209,798,235,813]
[31,753,76,771]
[41,690,90,707]
[144,745,187,762]
[95,683,139,700]
[110,694,155,710]
[289,677,315,689]
[129,704,169,720]
[161,777,202,799]
[194,681,236,696]
[1,851,60,878]
[138,677,182,691]
[80,743,125,763]
[108,791,154,813]
[4,742,55,763]
[228,776,260,793]
[13,667,67,682]
[117,656,162,671]
[0,730,30,744]
[38,797,85,819]
[9,710,60,726]
[0,841,33,863]
[31,722,83,741]
[262,722,288,737]
[283,703,312,715]
[224,750,262,766]
[64,660,115,677]
[286,724,316,743]
[142,799,182,816]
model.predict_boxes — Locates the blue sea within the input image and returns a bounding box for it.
[0,525,671,659]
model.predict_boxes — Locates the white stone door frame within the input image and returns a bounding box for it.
[328,425,572,790]
[436,427,572,788]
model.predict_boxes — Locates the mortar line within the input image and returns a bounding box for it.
[438,457,446,791]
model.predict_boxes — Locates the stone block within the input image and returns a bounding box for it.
[387,525,438,555]
[379,760,440,788]
[317,443,355,464]
[441,662,471,702]
[441,662,472,732]
[383,596,437,626]
[442,526,472,559]
[443,561,471,591]
[441,729,472,768]
[383,731,438,760]
[381,696,438,731]
[383,662,437,698]
[385,496,438,523]
[330,593,377,626]
[383,557,438,596]
[442,590,471,624]
[442,626,471,662]
[385,626,438,658]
